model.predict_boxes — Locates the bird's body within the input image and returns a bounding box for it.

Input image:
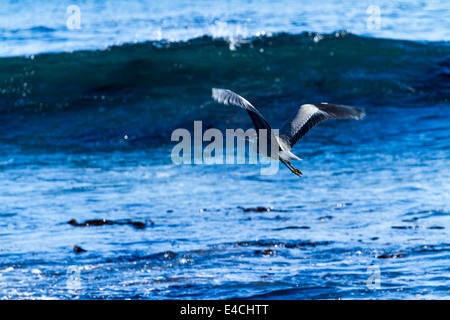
[247,134,301,161]
[212,88,365,176]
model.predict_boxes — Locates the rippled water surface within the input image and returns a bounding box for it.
[0,0,449,299]
[1,115,449,299]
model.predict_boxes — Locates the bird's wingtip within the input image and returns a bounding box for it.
[211,88,220,101]
[212,87,226,94]
[357,108,367,120]
[212,88,232,105]
[212,88,223,99]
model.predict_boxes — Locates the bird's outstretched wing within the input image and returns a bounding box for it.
[212,88,272,131]
[279,103,365,149]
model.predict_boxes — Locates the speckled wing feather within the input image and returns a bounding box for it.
[279,103,365,149]
[212,88,272,132]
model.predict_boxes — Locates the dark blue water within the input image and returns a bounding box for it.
[1,1,449,299]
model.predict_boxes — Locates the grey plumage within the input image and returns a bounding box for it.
[211,88,366,176]
[212,88,272,132]
[279,102,365,149]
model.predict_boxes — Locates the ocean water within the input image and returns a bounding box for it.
[0,0,449,300]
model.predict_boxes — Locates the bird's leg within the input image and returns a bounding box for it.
[281,160,302,177]
[286,161,303,176]
[283,161,303,176]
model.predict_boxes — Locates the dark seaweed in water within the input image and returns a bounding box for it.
[73,245,87,253]
[68,218,150,229]
[237,206,273,212]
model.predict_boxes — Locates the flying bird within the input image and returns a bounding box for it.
[212,88,365,176]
